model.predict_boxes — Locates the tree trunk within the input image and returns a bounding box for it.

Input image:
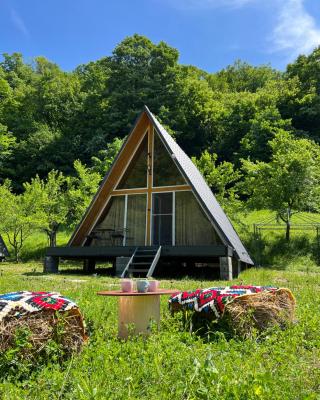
[286,222,290,242]
[49,230,57,247]
[14,246,19,262]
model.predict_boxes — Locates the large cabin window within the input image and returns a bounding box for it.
[91,194,146,246]
[117,134,148,189]
[153,131,185,187]
[175,191,220,245]
[91,196,125,246]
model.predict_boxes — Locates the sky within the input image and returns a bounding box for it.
[1,0,320,72]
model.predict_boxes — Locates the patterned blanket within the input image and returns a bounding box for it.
[0,291,79,323]
[169,285,277,318]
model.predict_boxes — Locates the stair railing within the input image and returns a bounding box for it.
[121,247,138,278]
[146,246,162,278]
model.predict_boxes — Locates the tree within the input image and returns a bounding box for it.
[192,151,243,223]
[105,34,180,136]
[0,124,15,179]
[242,131,320,241]
[67,160,101,227]
[193,151,241,205]
[214,60,281,93]
[91,137,124,176]
[285,47,320,141]
[23,170,68,247]
[238,105,292,162]
[0,180,39,261]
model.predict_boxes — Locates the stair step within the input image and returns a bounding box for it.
[128,268,149,273]
[134,254,155,260]
[136,249,157,252]
[134,255,154,259]
[131,262,151,266]
[122,246,160,278]
[135,253,156,257]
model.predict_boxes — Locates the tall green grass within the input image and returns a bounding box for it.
[234,210,320,271]
[0,263,319,399]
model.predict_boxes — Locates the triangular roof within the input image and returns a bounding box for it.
[69,106,253,264]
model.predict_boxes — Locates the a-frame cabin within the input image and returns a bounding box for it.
[46,106,253,279]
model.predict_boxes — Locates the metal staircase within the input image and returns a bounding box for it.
[121,246,161,278]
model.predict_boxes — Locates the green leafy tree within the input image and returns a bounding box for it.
[0,180,39,261]
[239,106,292,162]
[67,160,101,226]
[192,151,243,223]
[214,60,281,93]
[285,47,320,141]
[242,131,320,241]
[23,170,68,247]
[105,34,180,135]
[0,124,15,179]
[193,151,241,204]
[91,137,124,176]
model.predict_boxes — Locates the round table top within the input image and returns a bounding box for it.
[97,289,179,297]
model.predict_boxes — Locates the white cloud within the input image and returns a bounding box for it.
[164,0,320,59]
[11,8,29,37]
[271,0,320,57]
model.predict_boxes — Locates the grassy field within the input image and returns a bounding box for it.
[0,261,320,399]
[1,210,320,398]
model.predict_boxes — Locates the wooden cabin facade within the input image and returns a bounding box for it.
[46,106,253,279]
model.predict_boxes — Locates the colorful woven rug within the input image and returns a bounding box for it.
[0,291,79,322]
[169,285,278,318]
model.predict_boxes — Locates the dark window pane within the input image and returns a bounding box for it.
[175,191,221,245]
[117,134,148,189]
[153,192,172,214]
[153,131,185,187]
[126,194,147,246]
[152,192,173,245]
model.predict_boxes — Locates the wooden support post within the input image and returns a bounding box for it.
[219,256,233,280]
[83,259,96,274]
[43,256,59,273]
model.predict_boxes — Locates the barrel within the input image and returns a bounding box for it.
[43,256,59,273]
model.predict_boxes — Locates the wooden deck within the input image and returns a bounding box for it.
[46,245,233,261]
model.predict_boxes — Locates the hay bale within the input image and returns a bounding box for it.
[222,288,296,338]
[0,309,86,356]
[0,291,87,362]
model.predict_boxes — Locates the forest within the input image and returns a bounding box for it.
[1,34,320,259]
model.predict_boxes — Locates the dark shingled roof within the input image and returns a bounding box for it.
[144,106,253,265]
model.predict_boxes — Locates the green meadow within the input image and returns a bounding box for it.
[0,263,320,399]
[0,210,320,399]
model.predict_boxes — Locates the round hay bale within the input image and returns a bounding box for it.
[222,288,296,338]
[0,291,87,362]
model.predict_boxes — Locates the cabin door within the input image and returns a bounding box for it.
[151,192,173,246]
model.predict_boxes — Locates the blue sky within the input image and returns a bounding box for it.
[1,0,320,72]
